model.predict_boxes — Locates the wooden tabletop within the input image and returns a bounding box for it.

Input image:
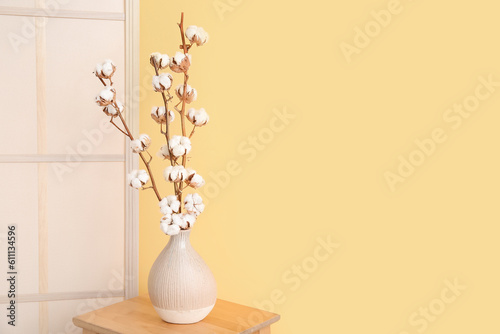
[73,295,280,334]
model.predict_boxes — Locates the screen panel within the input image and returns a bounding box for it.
[45,17,125,155]
[0,15,38,155]
[0,163,39,295]
[46,162,124,293]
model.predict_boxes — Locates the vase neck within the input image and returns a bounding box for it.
[167,230,191,250]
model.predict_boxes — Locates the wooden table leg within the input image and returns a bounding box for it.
[256,326,271,334]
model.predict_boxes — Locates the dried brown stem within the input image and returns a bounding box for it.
[176,12,190,205]
[110,117,130,138]
[118,111,162,201]
[98,78,162,201]
[189,125,196,138]
[152,60,176,169]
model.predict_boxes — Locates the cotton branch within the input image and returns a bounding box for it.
[97,78,162,201]
[176,12,191,204]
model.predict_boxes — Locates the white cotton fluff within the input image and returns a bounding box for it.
[151,106,175,124]
[186,169,205,189]
[95,59,116,78]
[103,101,123,117]
[184,193,204,216]
[100,87,115,100]
[185,25,209,46]
[139,134,151,148]
[157,145,171,160]
[171,213,196,229]
[96,86,116,106]
[160,213,172,224]
[95,63,103,75]
[173,51,187,65]
[168,135,191,157]
[130,134,151,153]
[163,165,188,182]
[127,169,149,189]
[150,52,170,69]
[160,205,172,215]
[152,73,173,92]
[161,222,180,236]
[184,213,196,227]
[101,59,115,76]
[176,84,197,103]
[166,195,181,212]
[187,108,209,126]
[160,195,181,214]
[170,52,191,73]
[130,140,143,153]
[160,221,169,234]
[172,213,188,229]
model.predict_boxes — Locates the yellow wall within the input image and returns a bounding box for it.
[139,0,500,332]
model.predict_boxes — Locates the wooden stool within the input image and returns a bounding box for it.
[73,295,280,334]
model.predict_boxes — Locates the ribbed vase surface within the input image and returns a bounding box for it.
[148,230,217,324]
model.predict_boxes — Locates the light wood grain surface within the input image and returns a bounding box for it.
[73,295,280,334]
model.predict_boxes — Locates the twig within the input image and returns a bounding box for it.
[110,118,131,138]
[176,12,190,204]
[97,76,162,201]
[152,59,176,169]
[189,125,196,138]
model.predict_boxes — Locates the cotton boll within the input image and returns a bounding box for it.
[151,106,174,124]
[168,135,191,157]
[170,51,191,73]
[185,26,209,46]
[160,214,172,225]
[180,136,192,149]
[164,165,188,182]
[172,214,188,229]
[95,63,103,76]
[160,205,172,215]
[157,145,171,160]
[184,213,196,227]
[171,146,185,157]
[166,223,180,236]
[130,134,151,153]
[103,101,123,117]
[139,134,151,149]
[184,193,204,216]
[137,170,150,184]
[130,178,142,189]
[95,59,116,79]
[130,139,143,153]
[160,222,170,234]
[186,169,205,189]
[150,52,170,69]
[192,193,203,204]
[152,73,173,92]
[185,26,198,41]
[159,197,168,208]
[176,84,197,103]
[95,86,116,106]
[187,108,209,126]
[128,170,149,189]
[166,195,181,212]
[102,60,115,76]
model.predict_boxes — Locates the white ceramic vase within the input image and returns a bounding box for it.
[148,229,217,324]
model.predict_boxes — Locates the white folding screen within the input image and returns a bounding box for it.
[0,0,139,333]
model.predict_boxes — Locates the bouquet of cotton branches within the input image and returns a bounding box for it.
[94,13,209,236]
